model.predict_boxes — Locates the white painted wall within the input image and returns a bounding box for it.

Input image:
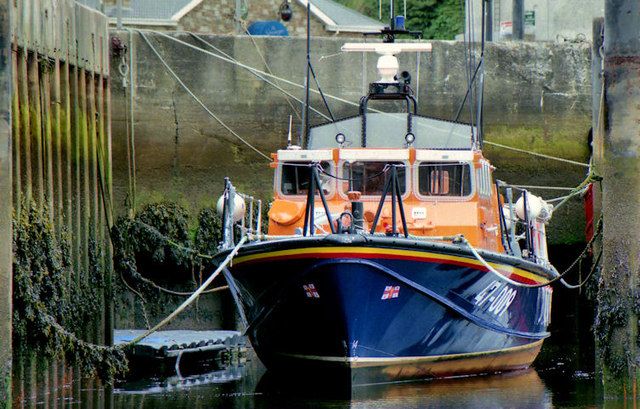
[466,0,604,42]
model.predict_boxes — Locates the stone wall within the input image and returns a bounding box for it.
[179,0,333,37]
[111,31,593,245]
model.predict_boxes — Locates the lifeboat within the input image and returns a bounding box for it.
[216,32,557,386]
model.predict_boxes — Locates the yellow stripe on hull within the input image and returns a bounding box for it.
[234,246,548,284]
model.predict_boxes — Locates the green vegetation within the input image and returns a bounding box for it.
[335,0,464,40]
[112,203,224,306]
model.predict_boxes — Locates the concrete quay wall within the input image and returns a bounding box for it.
[111,32,593,245]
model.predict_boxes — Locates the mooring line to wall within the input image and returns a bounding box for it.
[240,21,302,122]
[127,236,248,345]
[483,140,590,168]
[138,31,271,162]
[187,32,331,121]
[145,30,590,169]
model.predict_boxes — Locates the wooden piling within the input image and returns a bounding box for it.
[61,59,73,286]
[27,51,43,206]
[596,0,640,399]
[40,56,54,221]
[17,48,31,204]
[0,0,13,406]
[6,1,112,405]
[11,45,20,217]
[52,58,63,237]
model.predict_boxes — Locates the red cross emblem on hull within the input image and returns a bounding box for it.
[381,285,400,300]
[303,283,320,298]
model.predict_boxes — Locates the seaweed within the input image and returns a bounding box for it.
[12,202,127,381]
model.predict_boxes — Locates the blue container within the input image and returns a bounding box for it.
[247,21,289,36]
[395,15,406,30]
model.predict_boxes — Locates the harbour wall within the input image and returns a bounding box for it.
[3,0,115,406]
[111,32,593,246]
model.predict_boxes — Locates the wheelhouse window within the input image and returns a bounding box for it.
[280,162,334,196]
[418,162,472,197]
[342,161,406,196]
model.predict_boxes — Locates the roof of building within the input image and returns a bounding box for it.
[76,0,199,26]
[296,0,385,33]
[77,0,386,32]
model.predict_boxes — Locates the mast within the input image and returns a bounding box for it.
[390,0,395,30]
[476,0,486,146]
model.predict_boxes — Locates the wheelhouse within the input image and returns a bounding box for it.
[269,147,502,252]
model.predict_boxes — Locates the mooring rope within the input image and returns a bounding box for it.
[120,219,231,296]
[127,236,248,345]
[133,219,216,260]
[461,214,603,289]
[240,22,303,121]
[189,32,331,122]
[560,246,602,289]
[511,185,577,191]
[551,168,601,212]
[459,236,557,288]
[145,29,591,168]
[483,140,590,168]
[138,31,271,161]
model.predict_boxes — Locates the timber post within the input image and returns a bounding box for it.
[0,0,12,406]
[596,0,640,399]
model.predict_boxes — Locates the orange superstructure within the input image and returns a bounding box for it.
[267,147,505,253]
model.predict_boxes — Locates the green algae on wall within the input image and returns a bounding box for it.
[12,203,127,380]
[112,202,230,330]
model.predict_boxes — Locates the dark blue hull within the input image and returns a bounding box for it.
[224,235,554,385]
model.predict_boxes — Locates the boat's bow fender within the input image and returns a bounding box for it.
[321,234,368,245]
[269,200,305,226]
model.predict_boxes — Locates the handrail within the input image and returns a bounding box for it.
[302,165,337,236]
[221,178,263,249]
[495,180,513,255]
[521,190,535,261]
[369,165,409,237]
[359,93,417,148]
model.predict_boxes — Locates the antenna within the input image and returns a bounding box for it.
[476,0,488,146]
[300,0,311,147]
[287,115,293,147]
[364,0,422,43]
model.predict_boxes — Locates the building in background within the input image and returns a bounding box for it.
[466,0,603,42]
[78,0,385,36]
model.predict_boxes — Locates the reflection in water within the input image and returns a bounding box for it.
[13,343,597,408]
[12,351,557,409]
[350,370,551,409]
[110,358,553,409]
[256,367,551,409]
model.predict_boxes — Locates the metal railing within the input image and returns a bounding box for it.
[220,177,263,249]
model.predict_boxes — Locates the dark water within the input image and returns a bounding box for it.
[14,302,602,409]
[108,290,599,409]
